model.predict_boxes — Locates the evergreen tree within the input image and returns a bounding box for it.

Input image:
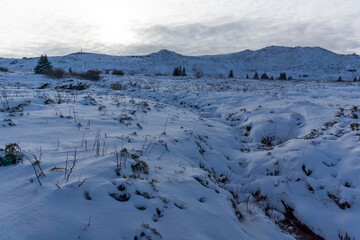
[338,76,342,81]
[172,66,179,76]
[173,66,185,76]
[354,76,357,82]
[182,67,187,76]
[253,72,259,79]
[261,73,269,79]
[246,74,249,79]
[279,72,287,80]
[228,70,234,78]
[69,67,72,74]
[34,55,53,74]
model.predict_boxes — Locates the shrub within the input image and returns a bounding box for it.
[279,72,287,80]
[34,55,53,74]
[71,70,101,81]
[0,67,8,72]
[39,83,51,89]
[112,69,125,76]
[45,68,66,79]
[110,82,127,90]
[85,70,101,81]
[0,143,22,166]
[131,160,149,175]
[56,82,89,91]
[194,70,203,78]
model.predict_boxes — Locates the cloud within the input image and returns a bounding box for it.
[121,17,360,55]
[1,1,359,57]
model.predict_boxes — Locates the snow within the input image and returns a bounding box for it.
[0,48,360,239]
[0,46,359,80]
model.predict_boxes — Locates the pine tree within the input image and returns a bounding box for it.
[172,66,179,76]
[354,76,357,82]
[69,67,72,74]
[182,67,187,76]
[228,70,234,78]
[279,72,287,80]
[34,55,53,74]
[261,73,269,79]
[246,74,249,79]
[173,66,185,76]
[338,76,342,81]
[253,72,259,79]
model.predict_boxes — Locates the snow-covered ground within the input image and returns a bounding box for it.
[1,58,360,239]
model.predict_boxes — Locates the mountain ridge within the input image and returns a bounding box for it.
[0,46,359,80]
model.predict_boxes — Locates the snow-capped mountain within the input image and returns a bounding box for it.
[1,46,359,80]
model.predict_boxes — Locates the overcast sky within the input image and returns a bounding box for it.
[1,0,359,57]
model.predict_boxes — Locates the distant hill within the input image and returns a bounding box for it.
[1,46,359,80]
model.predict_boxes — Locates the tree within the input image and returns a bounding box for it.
[246,74,249,79]
[279,72,287,80]
[182,67,187,76]
[261,73,269,79]
[173,66,186,76]
[229,70,234,78]
[338,76,342,81]
[173,66,180,76]
[34,55,53,74]
[253,72,259,79]
[354,76,357,82]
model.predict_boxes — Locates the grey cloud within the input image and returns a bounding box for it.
[0,20,102,58]
[117,17,360,56]
[2,16,359,58]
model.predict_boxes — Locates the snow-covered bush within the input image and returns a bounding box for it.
[110,82,127,90]
[131,160,149,175]
[0,143,22,166]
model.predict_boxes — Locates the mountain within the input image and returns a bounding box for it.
[0,46,359,80]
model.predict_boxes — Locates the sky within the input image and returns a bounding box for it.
[0,0,360,58]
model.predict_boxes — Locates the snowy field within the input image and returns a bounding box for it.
[1,71,360,240]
